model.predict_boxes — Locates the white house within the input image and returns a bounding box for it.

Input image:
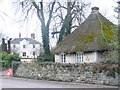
[54,7,116,63]
[11,34,43,62]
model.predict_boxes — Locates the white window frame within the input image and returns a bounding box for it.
[23,45,26,48]
[61,53,66,63]
[76,52,83,63]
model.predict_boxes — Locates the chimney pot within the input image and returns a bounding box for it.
[19,33,21,38]
[91,7,99,12]
[31,33,35,39]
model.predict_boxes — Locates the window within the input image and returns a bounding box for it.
[33,52,35,56]
[76,52,83,63]
[33,45,35,48]
[23,52,26,57]
[61,53,66,63]
[13,45,16,48]
[23,45,26,48]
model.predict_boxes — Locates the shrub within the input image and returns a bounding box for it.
[92,63,119,78]
[37,53,55,62]
[0,52,21,68]
[104,49,119,64]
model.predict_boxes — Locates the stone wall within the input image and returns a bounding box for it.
[14,62,119,85]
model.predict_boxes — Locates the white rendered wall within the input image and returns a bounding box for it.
[55,54,61,63]
[66,54,76,63]
[83,52,97,63]
[11,39,41,59]
[55,51,99,63]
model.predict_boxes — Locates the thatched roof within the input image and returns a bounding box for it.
[54,7,115,54]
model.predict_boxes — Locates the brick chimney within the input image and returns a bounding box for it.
[91,7,99,13]
[19,33,21,38]
[31,33,35,39]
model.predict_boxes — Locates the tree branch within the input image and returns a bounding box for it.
[46,2,55,28]
[55,2,67,12]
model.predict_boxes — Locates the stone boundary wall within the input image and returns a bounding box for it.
[14,62,119,85]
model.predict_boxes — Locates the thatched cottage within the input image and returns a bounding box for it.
[54,7,116,63]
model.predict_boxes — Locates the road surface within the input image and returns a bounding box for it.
[0,77,119,88]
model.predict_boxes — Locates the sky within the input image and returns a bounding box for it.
[0,0,118,47]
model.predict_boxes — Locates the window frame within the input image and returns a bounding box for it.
[33,45,35,48]
[33,51,35,56]
[23,52,26,57]
[23,45,26,48]
[76,52,83,63]
[61,53,66,63]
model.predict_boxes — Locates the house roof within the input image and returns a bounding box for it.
[11,38,40,44]
[54,7,116,54]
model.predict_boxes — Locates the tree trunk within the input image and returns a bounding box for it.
[32,1,55,57]
[2,38,7,52]
[7,38,11,54]
[41,26,51,55]
[57,2,72,44]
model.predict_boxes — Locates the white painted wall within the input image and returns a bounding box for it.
[83,52,97,63]
[66,54,76,63]
[55,53,76,63]
[21,58,37,62]
[11,39,41,59]
[55,54,61,63]
[55,51,98,63]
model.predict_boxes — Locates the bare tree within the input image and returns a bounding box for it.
[113,0,120,19]
[14,0,56,58]
[52,0,90,44]
[13,0,90,60]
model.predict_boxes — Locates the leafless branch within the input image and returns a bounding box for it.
[55,2,67,12]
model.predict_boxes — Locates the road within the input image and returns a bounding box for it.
[0,71,119,89]
[0,77,119,88]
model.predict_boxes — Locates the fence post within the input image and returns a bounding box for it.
[11,61,14,76]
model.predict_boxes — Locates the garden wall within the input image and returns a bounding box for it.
[14,62,119,85]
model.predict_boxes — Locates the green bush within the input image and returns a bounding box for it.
[0,60,8,67]
[37,53,55,62]
[104,49,119,64]
[0,52,21,68]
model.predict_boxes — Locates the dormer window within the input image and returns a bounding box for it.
[23,45,26,48]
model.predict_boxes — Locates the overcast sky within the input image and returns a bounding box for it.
[0,0,118,46]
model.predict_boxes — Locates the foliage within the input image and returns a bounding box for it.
[0,52,21,68]
[0,45,2,52]
[104,25,119,63]
[37,52,55,62]
[103,50,119,64]
[92,63,119,78]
